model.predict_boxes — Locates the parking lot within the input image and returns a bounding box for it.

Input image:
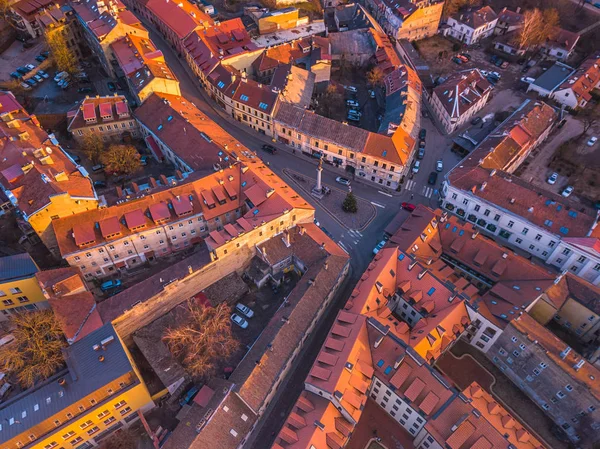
[0,38,49,84]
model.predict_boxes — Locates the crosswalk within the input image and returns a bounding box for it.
[403,179,437,199]
[338,229,363,253]
[421,186,436,198]
[404,179,417,191]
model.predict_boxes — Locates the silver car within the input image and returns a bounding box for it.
[230,313,248,329]
[235,303,254,318]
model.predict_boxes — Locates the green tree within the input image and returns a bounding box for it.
[163,301,239,380]
[0,311,66,388]
[46,28,79,76]
[101,144,141,176]
[342,192,358,213]
[82,133,104,165]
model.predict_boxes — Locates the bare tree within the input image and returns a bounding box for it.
[163,302,239,380]
[0,311,66,388]
[541,8,559,41]
[321,84,343,119]
[367,67,385,87]
[101,144,141,176]
[82,133,104,164]
[100,428,137,449]
[580,103,599,135]
[517,8,545,49]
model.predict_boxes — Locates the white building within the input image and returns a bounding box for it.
[444,6,498,46]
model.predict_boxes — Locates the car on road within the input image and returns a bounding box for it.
[372,240,386,255]
[547,172,558,185]
[33,74,43,83]
[20,82,31,90]
[419,129,426,139]
[100,279,122,292]
[235,303,254,318]
[412,160,421,174]
[107,81,117,92]
[471,116,482,125]
[428,171,438,185]
[417,147,425,160]
[10,72,22,80]
[261,144,277,154]
[37,70,49,79]
[93,180,107,189]
[346,99,359,107]
[561,186,574,197]
[587,136,598,146]
[436,159,443,172]
[401,202,416,212]
[335,176,351,186]
[230,313,249,329]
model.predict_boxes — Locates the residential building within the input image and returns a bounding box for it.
[493,32,528,58]
[0,91,97,256]
[547,235,600,285]
[488,314,600,447]
[493,6,523,35]
[67,95,139,143]
[110,34,181,104]
[72,0,149,77]
[0,323,154,449]
[0,253,47,320]
[527,62,574,98]
[250,7,309,35]
[427,69,493,134]
[444,6,498,46]
[364,0,444,41]
[549,52,600,109]
[529,273,600,346]
[542,28,580,61]
[414,382,546,449]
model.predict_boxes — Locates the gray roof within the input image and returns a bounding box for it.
[532,63,574,92]
[0,253,38,283]
[0,323,135,444]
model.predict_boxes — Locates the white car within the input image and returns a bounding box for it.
[480,70,488,77]
[37,70,49,79]
[520,77,535,84]
[436,159,443,172]
[25,64,35,71]
[346,100,359,108]
[336,176,351,186]
[587,136,598,146]
[547,172,558,185]
[561,186,574,197]
[490,71,501,79]
[344,85,357,93]
[20,82,31,90]
[412,160,421,174]
[372,240,386,255]
[54,71,68,82]
[235,303,254,318]
[230,313,248,329]
[33,74,43,83]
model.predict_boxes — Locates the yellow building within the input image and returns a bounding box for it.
[0,253,47,320]
[257,8,306,34]
[396,2,444,41]
[0,323,154,449]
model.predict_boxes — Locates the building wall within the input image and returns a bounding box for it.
[0,274,47,320]
[528,295,559,325]
[258,10,300,35]
[429,88,490,134]
[414,428,444,449]
[551,88,579,109]
[137,77,182,104]
[71,116,139,144]
[396,3,443,42]
[463,306,503,353]
[546,241,600,286]
[444,18,497,45]
[554,297,600,343]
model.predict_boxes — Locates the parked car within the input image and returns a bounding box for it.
[37,69,49,79]
[25,79,37,86]
[61,81,70,90]
[452,57,463,64]
[92,163,105,172]
[460,53,471,60]
[520,77,535,84]
[179,386,199,406]
[587,136,598,146]
[347,113,360,122]
[457,55,469,63]
[494,58,504,67]
[20,82,31,90]
[140,155,150,165]
[33,74,43,83]
[547,172,558,185]
[500,61,509,69]
[25,64,35,71]
[561,186,574,197]
[10,72,22,79]
[490,55,499,64]
[41,50,49,57]
[230,313,249,329]
[107,81,117,92]
[401,202,416,212]
[417,147,425,160]
[16,67,30,74]
[335,176,351,186]
[100,279,122,292]
[235,303,254,318]
[412,160,421,174]
[344,85,357,93]
[35,55,46,62]
[261,144,277,154]
[346,100,359,107]
[428,171,438,185]
[54,71,68,82]
[372,240,386,255]
[419,129,426,139]
[93,180,107,189]
[486,76,498,85]
[490,71,501,79]
[479,70,488,77]
[78,87,94,93]
[369,89,375,98]
[436,159,443,172]
[471,116,482,125]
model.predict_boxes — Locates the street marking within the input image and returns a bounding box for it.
[422,187,434,198]
[371,201,386,209]
[378,190,393,197]
[404,180,416,191]
[338,241,350,253]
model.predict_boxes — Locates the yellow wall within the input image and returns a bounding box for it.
[258,9,299,34]
[556,298,599,333]
[397,3,443,41]
[528,296,558,325]
[28,192,98,256]
[139,77,182,103]
[0,275,46,312]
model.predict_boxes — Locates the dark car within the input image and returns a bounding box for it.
[521,65,530,73]
[78,87,94,93]
[261,144,277,154]
[490,55,499,64]
[35,55,46,62]
[471,116,482,125]
[10,72,22,80]
[419,129,426,139]
[23,41,34,49]
[16,67,29,74]
[417,147,425,160]
[25,79,37,86]
[452,57,462,64]
[428,172,438,185]
[107,81,116,92]
[93,180,106,189]
[41,50,50,57]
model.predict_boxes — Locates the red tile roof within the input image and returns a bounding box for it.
[146,0,211,39]
[68,95,132,132]
[433,69,492,119]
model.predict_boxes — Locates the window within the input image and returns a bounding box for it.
[515,238,523,244]
[79,420,93,429]
[474,205,481,212]
[565,384,573,391]
[549,240,556,248]
[104,416,116,426]
[522,228,529,235]
[507,220,514,228]
[493,214,500,221]
[562,248,571,255]
[452,193,458,200]
[483,209,490,217]
[62,430,76,440]
[535,234,542,241]
[9,287,21,294]
[119,406,132,416]
[529,245,535,250]
[463,199,469,205]
[578,255,587,263]
[87,426,100,436]
[114,400,127,409]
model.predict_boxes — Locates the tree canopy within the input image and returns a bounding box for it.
[515,8,559,49]
[46,29,79,76]
[101,144,142,176]
[82,133,104,165]
[342,192,358,213]
[0,311,66,388]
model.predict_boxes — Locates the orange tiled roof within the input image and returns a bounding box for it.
[557,52,600,104]
[146,0,212,39]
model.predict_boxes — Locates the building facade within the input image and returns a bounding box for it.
[444,6,498,46]
[364,0,444,41]
[0,253,47,321]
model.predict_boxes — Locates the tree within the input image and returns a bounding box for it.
[101,144,142,176]
[0,311,66,388]
[163,301,239,380]
[541,8,559,42]
[322,84,343,118]
[367,67,384,87]
[82,133,104,164]
[46,28,79,76]
[342,192,358,213]
[580,103,599,135]
[516,8,559,50]
[99,428,137,449]
[442,0,480,19]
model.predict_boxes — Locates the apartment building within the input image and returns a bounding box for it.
[542,28,580,62]
[67,95,139,143]
[0,253,47,320]
[493,7,523,35]
[488,314,600,446]
[0,323,154,449]
[110,34,181,104]
[550,52,600,109]
[427,69,493,134]
[364,0,444,41]
[0,91,97,256]
[444,6,498,46]
[72,0,149,77]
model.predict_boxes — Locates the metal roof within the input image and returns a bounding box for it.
[532,62,574,92]
[0,323,135,444]
[0,253,38,283]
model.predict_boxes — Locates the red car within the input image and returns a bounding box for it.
[401,202,416,212]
